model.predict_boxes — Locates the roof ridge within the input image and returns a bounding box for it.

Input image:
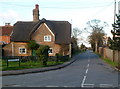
[17,21,37,23]
[40,18,69,23]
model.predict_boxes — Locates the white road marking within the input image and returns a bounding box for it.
[84,84,94,85]
[83,84,95,87]
[87,64,89,67]
[81,76,87,87]
[85,69,88,74]
[100,84,114,87]
[46,86,59,87]
[64,86,75,87]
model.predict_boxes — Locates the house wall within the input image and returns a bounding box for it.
[13,42,31,56]
[32,23,70,56]
[3,43,12,56]
[0,36,10,44]
[3,42,31,56]
[32,23,55,42]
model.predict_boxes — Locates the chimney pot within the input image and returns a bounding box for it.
[5,23,10,26]
[35,4,39,9]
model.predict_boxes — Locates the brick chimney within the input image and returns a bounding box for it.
[33,4,39,22]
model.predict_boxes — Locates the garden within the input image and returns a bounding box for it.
[1,55,70,71]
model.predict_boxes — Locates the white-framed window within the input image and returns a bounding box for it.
[19,48,26,54]
[44,35,51,42]
[48,48,53,54]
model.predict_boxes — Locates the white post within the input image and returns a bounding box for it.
[69,43,72,58]
[12,42,14,56]
[118,1,120,15]
[95,41,98,52]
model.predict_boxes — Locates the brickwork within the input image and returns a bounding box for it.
[3,43,12,56]
[0,36,10,44]
[99,47,120,62]
[32,23,69,56]
[98,47,103,56]
[33,4,39,22]
[3,42,31,56]
[32,23,55,42]
[13,42,31,56]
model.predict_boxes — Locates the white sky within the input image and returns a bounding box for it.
[0,0,119,47]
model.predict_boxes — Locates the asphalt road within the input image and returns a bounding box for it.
[2,50,119,88]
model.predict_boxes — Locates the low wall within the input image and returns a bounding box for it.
[99,47,103,56]
[103,48,112,61]
[99,47,120,62]
[114,50,120,62]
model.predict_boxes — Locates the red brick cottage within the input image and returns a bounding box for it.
[0,23,13,45]
[3,4,71,57]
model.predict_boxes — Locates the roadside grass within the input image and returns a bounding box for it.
[103,58,118,67]
[0,59,2,70]
[94,52,118,67]
[1,60,66,71]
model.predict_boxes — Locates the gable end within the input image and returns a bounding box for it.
[44,23,55,37]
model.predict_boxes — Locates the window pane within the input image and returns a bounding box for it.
[19,48,26,54]
[44,36,51,42]
[48,48,53,54]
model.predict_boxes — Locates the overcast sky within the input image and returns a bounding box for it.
[0,0,119,47]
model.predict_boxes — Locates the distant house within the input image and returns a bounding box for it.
[0,23,13,45]
[3,4,71,56]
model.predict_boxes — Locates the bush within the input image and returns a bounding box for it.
[36,45,49,66]
[55,53,62,63]
[27,40,39,56]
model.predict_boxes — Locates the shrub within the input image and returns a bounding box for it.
[36,45,49,66]
[27,40,39,56]
[55,53,62,63]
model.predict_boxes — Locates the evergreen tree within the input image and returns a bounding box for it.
[111,15,120,50]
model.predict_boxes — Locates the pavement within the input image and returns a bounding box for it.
[1,55,78,76]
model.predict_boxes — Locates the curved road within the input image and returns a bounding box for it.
[2,51,118,88]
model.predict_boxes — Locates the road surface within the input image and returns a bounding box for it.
[2,50,119,88]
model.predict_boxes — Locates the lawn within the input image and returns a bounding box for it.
[1,59,66,71]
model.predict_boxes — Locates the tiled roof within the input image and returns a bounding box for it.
[0,26,13,36]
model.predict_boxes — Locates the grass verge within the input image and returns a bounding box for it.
[102,58,118,67]
[94,52,118,67]
[1,59,68,71]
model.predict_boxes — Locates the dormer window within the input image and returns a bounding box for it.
[44,35,51,42]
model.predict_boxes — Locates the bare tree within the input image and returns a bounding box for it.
[71,27,82,54]
[85,19,108,52]
[72,27,82,38]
